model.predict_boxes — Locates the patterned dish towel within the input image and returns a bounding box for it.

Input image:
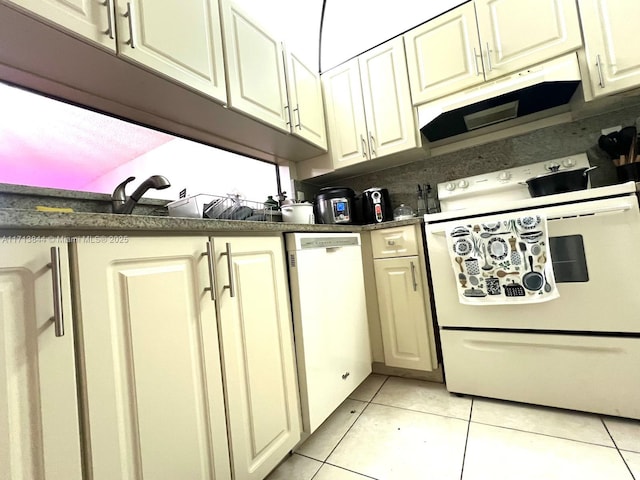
[446,214,559,305]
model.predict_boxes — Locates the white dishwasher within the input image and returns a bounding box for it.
[285,233,372,434]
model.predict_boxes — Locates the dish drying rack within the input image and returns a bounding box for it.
[167,193,282,222]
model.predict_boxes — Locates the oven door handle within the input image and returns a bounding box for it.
[547,203,632,220]
[426,202,635,235]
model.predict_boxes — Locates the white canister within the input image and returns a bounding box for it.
[281,203,315,224]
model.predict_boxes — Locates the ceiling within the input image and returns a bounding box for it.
[0,83,174,189]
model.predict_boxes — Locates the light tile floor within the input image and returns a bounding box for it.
[267,374,640,480]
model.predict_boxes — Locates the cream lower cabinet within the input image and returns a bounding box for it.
[323,37,421,169]
[0,240,82,480]
[578,0,640,98]
[72,237,231,480]
[371,226,437,371]
[211,236,300,480]
[4,0,115,51]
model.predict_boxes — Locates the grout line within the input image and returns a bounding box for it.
[322,460,380,479]
[468,419,620,449]
[310,375,391,479]
[368,399,470,422]
[600,416,637,480]
[459,398,474,480]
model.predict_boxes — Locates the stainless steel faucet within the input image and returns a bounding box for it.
[111,175,171,214]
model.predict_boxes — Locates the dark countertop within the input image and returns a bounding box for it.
[0,208,423,235]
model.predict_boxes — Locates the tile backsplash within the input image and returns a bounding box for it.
[305,101,640,213]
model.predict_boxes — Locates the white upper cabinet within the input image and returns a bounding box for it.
[578,0,640,98]
[114,0,227,103]
[220,0,290,132]
[285,50,328,149]
[322,59,370,168]
[406,0,582,104]
[0,241,82,480]
[359,38,421,160]
[405,2,484,105]
[323,37,421,169]
[4,0,115,51]
[475,0,582,80]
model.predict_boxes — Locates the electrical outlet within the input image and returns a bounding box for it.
[296,191,305,201]
[601,125,622,136]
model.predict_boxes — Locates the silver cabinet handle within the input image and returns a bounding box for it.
[360,134,368,158]
[284,104,291,127]
[49,246,64,337]
[485,43,492,72]
[103,0,115,39]
[410,261,418,292]
[293,104,301,129]
[596,54,605,88]
[369,131,376,157]
[221,242,236,297]
[473,47,481,76]
[124,2,135,48]
[204,241,216,301]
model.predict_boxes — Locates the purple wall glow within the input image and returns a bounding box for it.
[0,83,173,190]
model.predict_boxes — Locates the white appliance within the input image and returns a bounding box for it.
[424,153,640,419]
[285,233,372,434]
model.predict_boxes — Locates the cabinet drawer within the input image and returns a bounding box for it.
[371,225,419,258]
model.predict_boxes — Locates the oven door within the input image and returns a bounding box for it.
[425,194,640,333]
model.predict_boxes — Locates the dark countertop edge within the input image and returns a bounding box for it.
[0,208,423,234]
[0,183,169,206]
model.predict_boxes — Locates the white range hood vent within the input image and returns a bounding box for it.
[417,53,582,142]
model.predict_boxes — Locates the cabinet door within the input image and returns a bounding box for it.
[404,2,484,104]
[114,0,226,103]
[0,241,82,480]
[322,60,370,169]
[578,0,640,97]
[212,236,300,480]
[4,0,115,51]
[359,37,421,160]
[374,256,435,371]
[220,0,290,132]
[475,0,582,80]
[286,51,328,150]
[73,237,230,480]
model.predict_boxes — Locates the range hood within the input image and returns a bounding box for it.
[417,53,582,142]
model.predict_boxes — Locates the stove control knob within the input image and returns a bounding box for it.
[562,158,576,168]
[497,171,511,181]
[458,180,469,189]
[445,182,456,191]
[545,161,561,172]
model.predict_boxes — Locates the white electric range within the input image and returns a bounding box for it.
[424,153,640,419]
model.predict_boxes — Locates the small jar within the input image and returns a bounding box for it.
[263,195,280,211]
[393,203,415,220]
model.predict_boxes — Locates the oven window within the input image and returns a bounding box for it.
[549,235,589,282]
